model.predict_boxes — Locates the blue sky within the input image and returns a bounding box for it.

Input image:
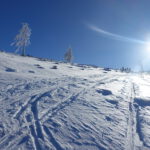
[1,0,150,70]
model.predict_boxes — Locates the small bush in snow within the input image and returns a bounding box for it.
[103,68,111,71]
[51,66,57,69]
[120,67,131,73]
[5,67,16,72]
[28,70,35,73]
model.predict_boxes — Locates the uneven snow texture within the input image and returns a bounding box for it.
[0,52,150,150]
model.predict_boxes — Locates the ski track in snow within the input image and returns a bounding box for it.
[9,75,119,150]
[0,52,150,150]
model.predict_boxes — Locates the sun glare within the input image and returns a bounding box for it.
[146,42,150,52]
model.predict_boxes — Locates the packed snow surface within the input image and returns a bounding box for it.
[0,52,150,150]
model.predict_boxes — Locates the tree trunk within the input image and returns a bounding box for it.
[22,46,26,56]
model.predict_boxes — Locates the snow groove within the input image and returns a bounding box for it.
[10,76,112,149]
[130,83,136,150]
[126,82,144,150]
[133,98,150,148]
[40,91,83,122]
[13,95,37,120]
[40,75,118,122]
[31,100,44,140]
[25,114,42,150]
[43,125,63,150]
[24,97,49,150]
[13,77,77,119]
[132,84,145,149]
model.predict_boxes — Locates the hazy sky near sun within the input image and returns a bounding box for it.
[1,0,150,70]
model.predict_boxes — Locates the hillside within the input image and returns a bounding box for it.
[0,52,150,150]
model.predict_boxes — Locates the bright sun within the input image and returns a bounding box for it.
[146,42,150,52]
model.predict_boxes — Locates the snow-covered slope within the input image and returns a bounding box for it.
[0,52,150,150]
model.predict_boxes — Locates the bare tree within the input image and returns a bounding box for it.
[11,23,31,56]
[64,46,73,63]
[139,61,144,77]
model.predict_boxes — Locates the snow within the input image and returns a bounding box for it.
[0,51,150,150]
